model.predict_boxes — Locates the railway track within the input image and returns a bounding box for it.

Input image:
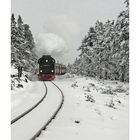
[30,81,64,140]
[11,82,48,124]
[11,81,64,140]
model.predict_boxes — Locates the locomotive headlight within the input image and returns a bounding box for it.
[40,70,42,72]
[51,70,54,72]
[46,60,48,62]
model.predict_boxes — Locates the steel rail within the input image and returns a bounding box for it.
[30,81,64,140]
[11,81,47,124]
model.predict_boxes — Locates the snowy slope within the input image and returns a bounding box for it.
[38,75,129,140]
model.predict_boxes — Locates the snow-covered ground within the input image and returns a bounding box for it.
[11,82,63,140]
[11,73,129,140]
[11,67,46,120]
[11,81,46,120]
[38,74,129,140]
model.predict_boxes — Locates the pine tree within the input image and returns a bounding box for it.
[72,0,129,82]
[124,0,129,7]
[11,14,38,74]
[11,14,21,67]
[11,14,17,45]
[78,26,99,77]
[52,0,129,82]
[17,15,25,48]
[24,24,35,50]
[112,1,129,82]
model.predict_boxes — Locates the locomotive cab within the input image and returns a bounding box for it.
[38,55,55,80]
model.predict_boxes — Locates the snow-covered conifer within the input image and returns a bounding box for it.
[71,1,129,82]
[11,14,38,78]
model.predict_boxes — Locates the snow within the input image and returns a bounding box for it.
[11,81,46,120]
[11,74,128,140]
[11,66,46,120]
[36,33,68,57]
[37,75,129,140]
[11,82,63,140]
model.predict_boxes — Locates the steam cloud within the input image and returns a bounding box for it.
[36,33,68,58]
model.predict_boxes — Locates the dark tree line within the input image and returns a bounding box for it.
[67,1,129,82]
[11,14,37,74]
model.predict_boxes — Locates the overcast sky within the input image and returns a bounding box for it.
[12,0,125,64]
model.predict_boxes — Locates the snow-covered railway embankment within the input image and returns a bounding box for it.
[11,81,64,140]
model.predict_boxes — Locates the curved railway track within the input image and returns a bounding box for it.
[30,81,64,140]
[11,81,64,140]
[11,82,48,124]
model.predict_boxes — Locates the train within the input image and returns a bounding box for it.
[38,55,66,81]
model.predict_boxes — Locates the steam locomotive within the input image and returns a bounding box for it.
[38,55,66,81]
